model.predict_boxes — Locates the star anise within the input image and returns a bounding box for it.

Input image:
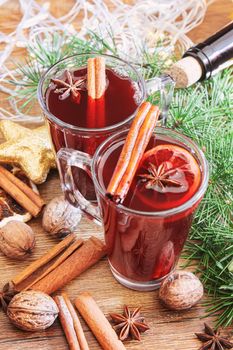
[132,231,148,268]
[51,70,86,103]
[195,323,233,350]
[0,282,17,313]
[139,161,182,192]
[110,306,150,341]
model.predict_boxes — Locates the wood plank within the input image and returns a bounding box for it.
[0,1,232,349]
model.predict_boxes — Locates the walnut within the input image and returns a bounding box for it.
[159,270,204,310]
[42,195,81,238]
[0,221,35,260]
[7,290,58,331]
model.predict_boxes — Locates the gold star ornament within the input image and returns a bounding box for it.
[0,121,56,184]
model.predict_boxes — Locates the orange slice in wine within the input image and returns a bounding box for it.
[135,144,201,210]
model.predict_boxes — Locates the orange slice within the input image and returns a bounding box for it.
[135,144,201,210]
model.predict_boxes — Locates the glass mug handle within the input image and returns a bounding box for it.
[145,75,175,126]
[56,148,102,226]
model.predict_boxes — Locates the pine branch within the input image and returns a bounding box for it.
[173,70,233,327]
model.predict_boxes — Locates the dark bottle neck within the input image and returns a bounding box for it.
[183,22,233,80]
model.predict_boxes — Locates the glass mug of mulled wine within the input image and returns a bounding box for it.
[38,53,171,201]
[56,127,209,291]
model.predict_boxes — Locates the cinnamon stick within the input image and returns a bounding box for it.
[106,101,160,203]
[95,95,105,128]
[87,57,106,99]
[63,294,89,350]
[0,165,44,208]
[30,237,106,295]
[11,236,106,296]
[24,238,83,291]
[55,295,81,350]
[87,58,96,99]
[75,292,126,350]
[12,233,77,287]
[115,104,159,199]
[87,57,106,129]
[106,102,151,195]
[86,97,96,129]
[55,293,89,350]
[95,57,106,99]
[0,165,44,216]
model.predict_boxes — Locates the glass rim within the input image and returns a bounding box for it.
[92,127,209,218]
[37,52,146,134]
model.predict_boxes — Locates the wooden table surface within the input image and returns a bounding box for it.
[0,1,232,349]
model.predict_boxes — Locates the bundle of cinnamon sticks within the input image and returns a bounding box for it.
[55,293,89,350]
[0,165,44,217]
[107,101,160,203]
[11,233,106,295]
[54,291,126,350]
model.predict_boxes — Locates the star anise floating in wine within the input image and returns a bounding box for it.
[0,282,17,313]
[110,306,150,341]
[51,70,86,103]
[132,232,148,268]
[195,323,233,350]
[139,161,182,192]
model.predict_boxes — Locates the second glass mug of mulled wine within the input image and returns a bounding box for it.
[38,53,171,201]
[56,127,209,291]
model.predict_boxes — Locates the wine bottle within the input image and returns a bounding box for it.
[184,21,233,80]
[166,22,233,87]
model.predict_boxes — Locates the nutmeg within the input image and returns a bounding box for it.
[42,195,81,238]
[0,221,35,260]
[7,290,58,331]
[159,270,204,311]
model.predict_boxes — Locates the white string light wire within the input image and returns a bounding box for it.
[0,0,213,123]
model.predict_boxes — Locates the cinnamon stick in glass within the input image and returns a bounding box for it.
[87,57,106,129]
[115,104,159,199]
[107,101,160,203]
[87,58,96,129]
[87,58,96,99]
[95,57,106,99]
[75,292,126,350]
[106,102,151,195]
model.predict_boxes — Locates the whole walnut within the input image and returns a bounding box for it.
[7,290,58,331]
[42,195,81,237]
[159,270,204,311]
[0,221,35,260]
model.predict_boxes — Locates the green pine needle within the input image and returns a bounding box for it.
[7,31,233,327]
[172,70,233,327]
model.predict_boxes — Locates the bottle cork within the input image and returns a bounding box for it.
[166,56,203,88]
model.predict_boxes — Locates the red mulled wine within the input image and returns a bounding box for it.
[98,134,202,282]
[46,67,138,130]
[45,67,139,199]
